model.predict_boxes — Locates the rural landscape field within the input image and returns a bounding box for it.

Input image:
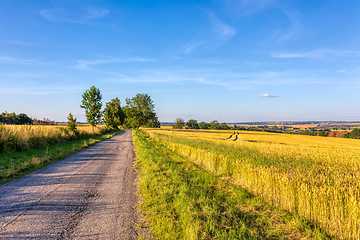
[132,127,360,239]
[1,0,360,239]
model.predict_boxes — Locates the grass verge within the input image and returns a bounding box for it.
[133,130,332,240]
[0,128,123,184]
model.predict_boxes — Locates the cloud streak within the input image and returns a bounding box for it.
[260,93,280,97]
[0,56,44,65]
[0,86,84,95]
[182,39,204,54]
[4,41,36,46]
[73,58,155,70]
[272,49,360,58]
[208,12,236,49]
[275,7,301,43]
[226,0,279,15]
[182,11,236,54]
[40,7,109,24]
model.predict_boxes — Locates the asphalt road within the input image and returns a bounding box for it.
[0,129,142,239]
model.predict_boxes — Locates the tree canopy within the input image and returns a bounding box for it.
[345,128,360,139]
[103,97,125,129]
[173,118,185,129]
[219,122,230,130]
[186,119,199,129]
[209,120,220,129]
[123,93,160,128]
[80,86,103,132]
[0,112,33,125]
[198,121,209,129]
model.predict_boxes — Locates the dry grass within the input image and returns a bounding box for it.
[0,124,107,153]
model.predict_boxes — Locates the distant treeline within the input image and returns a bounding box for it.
[0,112,56,125]
[232,125,360,139]
[0,112,33,125]
[173,118,360,139]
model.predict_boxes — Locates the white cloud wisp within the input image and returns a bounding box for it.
[260,93,280,97]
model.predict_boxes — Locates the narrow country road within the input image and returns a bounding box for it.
[0,130,141,239]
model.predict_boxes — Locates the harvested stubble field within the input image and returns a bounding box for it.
[142,128,360,239]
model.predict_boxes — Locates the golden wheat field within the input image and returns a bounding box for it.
[143,128,360,239]
[0,124,106,153]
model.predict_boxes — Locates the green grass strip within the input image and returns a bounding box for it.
[0,128,123,184]
[133,130,331,240]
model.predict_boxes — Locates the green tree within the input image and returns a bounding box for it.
[345,128,360,139]
[123,93,160,128]
[209,120,220,129]
[186,119,199,129]
[0,112,33,125]
[198,121,209,129]
[16,113,33,125]
[219,122,230,130]
[104,97,125,129]
[67,112,77,132]
[173,118,185,129]
[80,86,103,132]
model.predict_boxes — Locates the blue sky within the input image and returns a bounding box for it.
[1,0,359,123]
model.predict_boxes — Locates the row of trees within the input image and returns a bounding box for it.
[173,118,230,130]
[78,86,160,132]
[0,112,58,125]
[0,112,33,125]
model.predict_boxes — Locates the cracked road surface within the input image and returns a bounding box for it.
[0,130,141,239]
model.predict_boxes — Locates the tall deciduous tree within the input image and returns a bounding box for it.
[186,119,199,129]
[173,118,185,129]
[104,97,125,129]
[209,120,220,129]
[80,86,102,132]
[198,121,209,129]
[123,93,160,128]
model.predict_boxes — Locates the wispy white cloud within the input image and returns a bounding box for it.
[208,12,236,49]
[226,0,301,43]
[182,11,236,54]
[226,0,279,14]
[272,49,360,58]
[85,7,109,18]
[39,7,109,24]
[4,41,35,46]
[336,68,347,73]
[275,8,301,43]
[197,77,229,87]
[0,86,84,95]
[73,58,155,70]
[209,13,236,37]
[102,67,299,90]
[0,56,43,65]
[182,39,204,54]
[260,93,280,97]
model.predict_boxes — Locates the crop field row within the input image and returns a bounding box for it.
[143,128,360,239]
